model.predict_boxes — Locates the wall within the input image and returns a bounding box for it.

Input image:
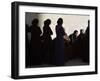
[0,0,99,81]
[26,13,89,39]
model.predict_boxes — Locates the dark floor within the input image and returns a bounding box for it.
[26,58,89,68]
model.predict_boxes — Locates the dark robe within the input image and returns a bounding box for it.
[54,25,65,66]
[42,26,53,64]
[30,25,42,66]
[82,27,89,63]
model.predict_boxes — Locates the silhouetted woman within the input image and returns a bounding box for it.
[30,19,42,66]
[54,18,65,66]
[81,20,90,63]
[42,19,53,64]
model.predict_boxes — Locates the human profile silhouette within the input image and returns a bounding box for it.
[81,20,90,62]
[41,19,53,64]
[69,30,78,44]
[54,18,65,66]
[78,29,85,40]
[30,18,42,66]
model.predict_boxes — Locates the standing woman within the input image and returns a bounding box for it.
[30,19,42,66]
[42,19,53,64]
[54,18,65,66]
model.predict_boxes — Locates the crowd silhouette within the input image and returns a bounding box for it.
[26,18,90,68]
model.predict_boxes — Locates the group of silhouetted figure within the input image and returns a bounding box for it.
[26,18,90,67]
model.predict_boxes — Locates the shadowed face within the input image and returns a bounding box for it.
[57,18,63,25]
[80,29,84,34]
[32,19,39,26]
[75,32,78,36]
[44,19,51,26]
[74,30,78,36]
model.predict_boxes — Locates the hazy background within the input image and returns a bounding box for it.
[25,12,90,39]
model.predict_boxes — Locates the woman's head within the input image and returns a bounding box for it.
[44,19,51,26]
[74,30,78,36]
[57,18,63,25]
[32,18,39,26]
